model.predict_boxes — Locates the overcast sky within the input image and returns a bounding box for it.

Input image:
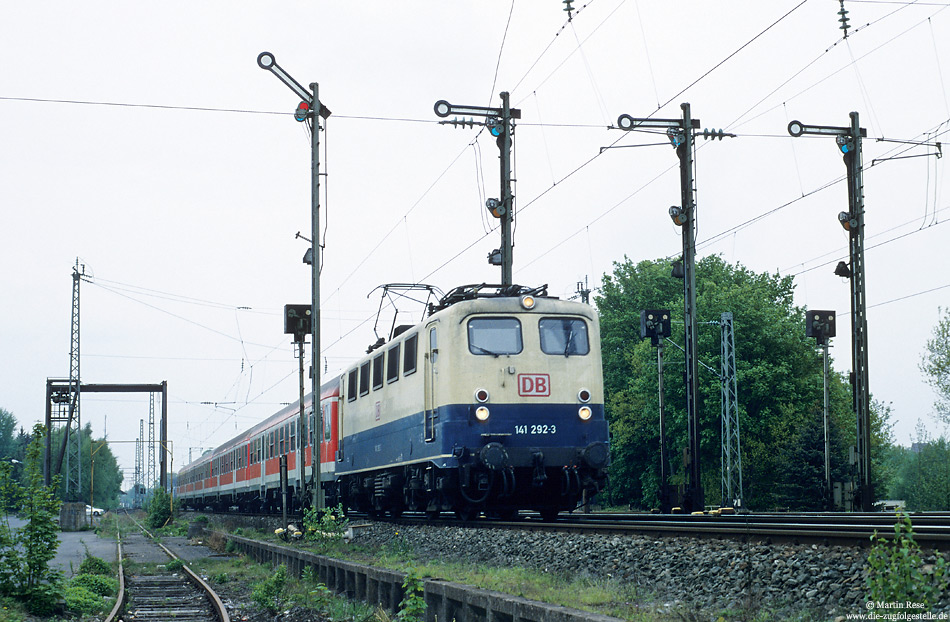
[2,1,948,486]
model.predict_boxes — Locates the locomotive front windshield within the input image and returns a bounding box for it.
[539,318,589,356]
[468,317,523,355]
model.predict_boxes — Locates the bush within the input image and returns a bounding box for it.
[251,564,286,614]
[146,488,175,529]
[304,503,349,539]
[71,573,117,597]
[25,582,61,616]
[866,512,949,613]
[63,584,103,614]
[78,555,112,576]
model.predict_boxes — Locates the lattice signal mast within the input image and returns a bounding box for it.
[48,260,85,498]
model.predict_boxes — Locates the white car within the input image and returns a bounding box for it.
[85,505,105,517]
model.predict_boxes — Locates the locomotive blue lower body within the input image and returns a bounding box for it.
[334,403,609,520]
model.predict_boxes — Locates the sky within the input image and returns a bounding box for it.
[2,1,949,488]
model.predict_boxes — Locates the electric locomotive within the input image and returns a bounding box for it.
[176,283,609,521]
[334,284,609,520]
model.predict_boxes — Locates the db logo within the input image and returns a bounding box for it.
[518,374,550,397]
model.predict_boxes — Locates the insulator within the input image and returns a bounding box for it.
[838,0,850,37]
[563,0,574,19]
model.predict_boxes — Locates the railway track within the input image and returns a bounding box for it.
[186,508,950,549]
[106,513,230,622]
[372,510,950,549]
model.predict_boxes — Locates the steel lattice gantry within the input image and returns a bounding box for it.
[720,312,743,508]
[45,382,169,491]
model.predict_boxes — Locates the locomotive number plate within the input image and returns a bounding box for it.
[514,424,557,435]
[518,373,550,397]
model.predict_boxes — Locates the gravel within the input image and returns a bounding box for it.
[349,520,950,619]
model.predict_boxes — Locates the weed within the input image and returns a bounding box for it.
[396,563,426,621]
[251,563,287,614]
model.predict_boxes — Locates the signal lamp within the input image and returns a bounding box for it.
[669,206,687,226]
[578,389,591,403]
[474,389,490,403]
[578,406,592,421]
[294,101,310,122]
[475,406,490,421]
[671,260,685,279]
[520,295,536,310]
[838,211,857,231]
[486,197,504,218]
[836,135,852,154]
[486,116,502,137]
[488,249,502,266]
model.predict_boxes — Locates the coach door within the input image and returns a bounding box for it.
[424,322,439,442]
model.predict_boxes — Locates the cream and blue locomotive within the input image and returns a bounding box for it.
[334,284,609,520]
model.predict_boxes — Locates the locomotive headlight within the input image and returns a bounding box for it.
[474,388,490,403]
[577,388,591,403]
[475,406,491,421]
[520,295,536,310]
[578,406,592,421]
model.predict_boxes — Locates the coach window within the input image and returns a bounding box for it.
[309,410,315,446]
[468,317,523,355]
[347,369,358,402]
[386,343,400,384]
[290,421,296,452]
[403,333,418,376]
[372,353,384,390]
[323,403,332,441]
[359,361,371,396]
[540,318,590,356]
[269,431,275,459]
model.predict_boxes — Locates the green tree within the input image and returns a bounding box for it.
[921,307,950,423]
[596,255,883,510]
[50,424,123,509]
[0,409,17,462]
[890,424,950,511]
[0,425,63,613]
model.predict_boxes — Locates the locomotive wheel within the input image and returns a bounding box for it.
[539,508,559,522]
[425,510,441,520]
[455,505,479,521]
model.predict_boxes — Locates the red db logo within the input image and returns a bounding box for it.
[518,374,550,397]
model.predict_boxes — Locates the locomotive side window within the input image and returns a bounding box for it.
[372,353,384,390]
[539,318,590,356]
[403,334,418,376]
[386,343,400,384]
[359,362,371,396]
[468,317,523,355]
[347,369,358,402]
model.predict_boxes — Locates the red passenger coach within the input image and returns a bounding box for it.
[176,379,341,512]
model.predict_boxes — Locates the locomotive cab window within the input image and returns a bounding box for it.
[539,318,590,356]
[468,317,523,356]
